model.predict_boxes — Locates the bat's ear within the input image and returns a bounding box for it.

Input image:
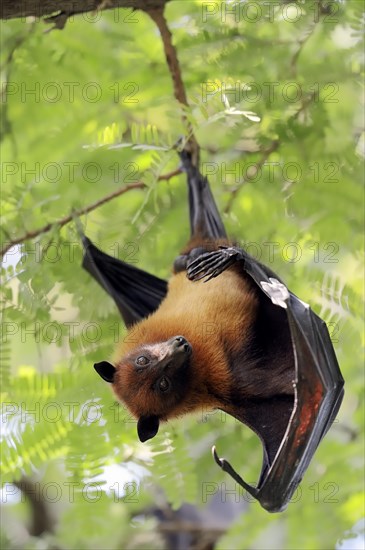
[94,361,116,383]
[137,415,160,442]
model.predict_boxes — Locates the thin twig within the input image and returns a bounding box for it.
[224,140,280,213]
[146,7,199,164]
[0,182,144,257]
[292,91,317,119]
[224,92,317,213]
[290,22,319,79]
[1,167,184,258]
[157,167,182,181]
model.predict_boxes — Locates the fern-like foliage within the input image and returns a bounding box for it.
[0,1,363,548]
[150,430,198,509]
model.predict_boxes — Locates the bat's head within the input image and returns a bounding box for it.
[94,335,193,442]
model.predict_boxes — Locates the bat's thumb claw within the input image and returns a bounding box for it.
[260,278,290,308]
[212,445,259,499]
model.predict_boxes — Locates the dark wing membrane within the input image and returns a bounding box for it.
[200,248,344,512]
[256,294,344,512]
[237,252,344,511]
[82,235,168,328]
[179,150,227,240]
[227,394,294,487]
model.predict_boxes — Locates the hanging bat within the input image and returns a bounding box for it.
[82,150,344,512]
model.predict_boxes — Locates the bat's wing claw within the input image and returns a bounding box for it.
[212,445,222,467]
[212,446,259,498]
[260,278,290,308]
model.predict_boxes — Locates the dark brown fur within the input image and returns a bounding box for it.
[111,236,294,425]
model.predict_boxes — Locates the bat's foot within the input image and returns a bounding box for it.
[187,246,242,282]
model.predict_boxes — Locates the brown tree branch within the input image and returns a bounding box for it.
[157,167,182,180]
[0,0,170,21]
[1,167,183,257]
[0,182,144,257]
[0,3,190,260]
[146,7,199,164]
[146,8,188,106]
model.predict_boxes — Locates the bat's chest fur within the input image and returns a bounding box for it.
[119,270,256,356]
[116,269,261,411]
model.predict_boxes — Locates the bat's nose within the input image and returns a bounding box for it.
[171,336,191,354]
[175,336,186,346]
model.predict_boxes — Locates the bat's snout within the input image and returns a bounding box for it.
[169,335,192,355]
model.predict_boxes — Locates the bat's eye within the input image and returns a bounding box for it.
[158,377,170,392]
[136,356,149,366]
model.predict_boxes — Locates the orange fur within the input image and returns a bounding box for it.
[112,266,258,420]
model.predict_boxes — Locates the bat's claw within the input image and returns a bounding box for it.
[260,278,290,309]
[212,445,223,468]
[211,445,259,498]
[187,248,241,282]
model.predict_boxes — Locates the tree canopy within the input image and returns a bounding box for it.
[1,1,364,549]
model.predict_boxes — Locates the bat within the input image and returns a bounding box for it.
[82,150,344,512]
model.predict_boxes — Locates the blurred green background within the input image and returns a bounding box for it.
[1,1,364,549]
